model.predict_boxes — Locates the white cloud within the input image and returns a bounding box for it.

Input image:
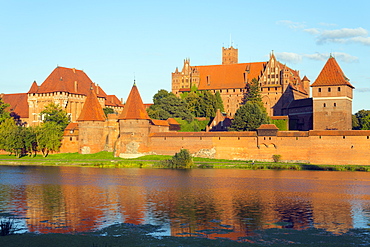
[304,28,320,35]
[304,53,328,61]
[275,52,302,64]
[276,20,305,29]
[317,27,368,44]
[350,36,370,46]
[275,52,358,64]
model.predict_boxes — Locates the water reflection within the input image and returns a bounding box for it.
[0,166,370,239]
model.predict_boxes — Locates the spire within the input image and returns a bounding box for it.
[118,83,150,120]
[77,87,106,121]
[311,57,354,88]
[28,81,39,94]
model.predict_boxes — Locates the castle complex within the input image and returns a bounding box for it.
[2,47,368,165]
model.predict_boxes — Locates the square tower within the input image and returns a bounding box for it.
[222,46,238,65]
[311,56,354,130]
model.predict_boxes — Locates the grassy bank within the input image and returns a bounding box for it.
[0,151,369,171]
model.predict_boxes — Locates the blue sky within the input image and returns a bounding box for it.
[1,0,369,113]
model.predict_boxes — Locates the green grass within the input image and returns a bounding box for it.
[0,151,369,171]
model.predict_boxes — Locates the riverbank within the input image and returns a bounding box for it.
[0,151,369,171]
[1,223,369,246]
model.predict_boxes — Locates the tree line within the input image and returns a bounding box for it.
[0,99,69,158]
[148,78,270,131]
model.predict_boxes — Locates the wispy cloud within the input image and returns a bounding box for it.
[275,52,302,64]
[317,27,369,45]
[276,52,358,64]
[304,28,320,35]
[357,88,370,93]
[276,20,306,29]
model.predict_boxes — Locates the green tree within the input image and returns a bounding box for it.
[353,110,370,130]
[160,149,194,169]
[40,103,70,130]
[24,127,38,157]
[215,91,224,112]
[36,122,64,157]
[0,97,10,123]
[229,101,269,131]
[0,118,18,155]
[148,90,193,122]
[103,107,115,116]
[244,78,264,108]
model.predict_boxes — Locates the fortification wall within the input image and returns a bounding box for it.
[149,130,370,165]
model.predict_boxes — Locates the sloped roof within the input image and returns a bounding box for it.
[28,81,39,94]
[195,62,266,90]
[32,66,108,97]
[167,118,180,125]
[118,84,150,120]
[150,119,170,126]
[2,93,29,118]
[257,124,279,130]
[105,95,124,107]
[77,87,106,121]
[311,57,354,88]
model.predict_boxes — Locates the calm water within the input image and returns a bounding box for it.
[0,166,370,240]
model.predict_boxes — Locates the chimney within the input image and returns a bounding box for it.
[74,81,78,92]
[72,68,76,73]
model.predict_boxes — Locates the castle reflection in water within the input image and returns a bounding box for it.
[1,166,370,240]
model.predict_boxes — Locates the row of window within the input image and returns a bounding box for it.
[318,87,341,93]
[323,103,337,107]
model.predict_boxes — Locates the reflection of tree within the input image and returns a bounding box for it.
[273,199,313,229]
[41,185,64,216]
[233,195,264,232]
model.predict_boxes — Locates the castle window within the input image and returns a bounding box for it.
[338,87,341,92]
[328,87,331,92]
[334,103,337,107]
[70,137,72,141]
[268,88,270,91]
[343,136,346,139]
[323,103,326,107]
[206,76,210,85]
[318,88,321,93]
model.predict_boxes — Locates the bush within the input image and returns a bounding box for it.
[158,149,194,169]
[272,154,281,163]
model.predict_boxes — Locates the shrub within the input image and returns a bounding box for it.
[272,154,281,163]
[158,149,194,169]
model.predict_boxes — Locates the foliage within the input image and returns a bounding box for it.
[352,109,370,130]
[184,91,223,118]
[40,103,70,130]
[103,107,116,116]
[159,149,194,169]
[175,118,209,132]
[272,154,281,163]
[243,78,263,107]
[0,97,10,124]
[36,122,64,157]
[271,119,288,131]
[147,89,193,122]
[229,101,270,131]
[0,118,18,154]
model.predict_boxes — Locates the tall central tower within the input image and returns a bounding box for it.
[222,46,238,65]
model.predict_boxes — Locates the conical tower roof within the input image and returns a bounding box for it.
[77,86,106,121]
[311,57,354,88]
[28,81,39,94]
[118,83,150,120]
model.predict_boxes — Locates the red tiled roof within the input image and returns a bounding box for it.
[105,95,124,107]
[77,88,106,121]
[167,118,180,125]
[2,93,29,118]
[195,62,266,90]
[33,67,108,97]
[311,57,354,88]
[150,119,170,126]
[118,84,150,120]
[257,124,279,130]
[28,81,39,94]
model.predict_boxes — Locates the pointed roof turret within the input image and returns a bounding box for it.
[118,83,150,120]
[311,57,354,88]
[28,81,39,94]
[77,86,106,121]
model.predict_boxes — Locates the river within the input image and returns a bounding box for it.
[0,166,370,241]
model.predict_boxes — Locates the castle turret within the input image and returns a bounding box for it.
[311,56,354,130]
[222,46,238,65]
[77,86,107,154]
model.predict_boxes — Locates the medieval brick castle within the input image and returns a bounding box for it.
[2,47,369,165]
